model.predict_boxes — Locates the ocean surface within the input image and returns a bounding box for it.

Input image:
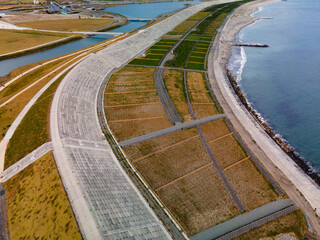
[227,0,320,171]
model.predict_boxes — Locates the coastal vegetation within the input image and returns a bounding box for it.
[3,151,81,239]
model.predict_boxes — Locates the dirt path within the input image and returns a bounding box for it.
[209,0,320,236]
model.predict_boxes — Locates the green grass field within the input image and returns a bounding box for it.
[166,41,196,68]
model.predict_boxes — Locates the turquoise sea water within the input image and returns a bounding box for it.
[230,0,320,171]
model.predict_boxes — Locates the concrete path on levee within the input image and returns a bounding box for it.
[1,142,52,183]
[191,199,295,240]
[0,56,88,173]
[49,0,238,239]
[119,114,226,147]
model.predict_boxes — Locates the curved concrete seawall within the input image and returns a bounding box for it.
[49,0,236,239]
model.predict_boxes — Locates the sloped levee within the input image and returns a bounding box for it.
[49,0,237,239]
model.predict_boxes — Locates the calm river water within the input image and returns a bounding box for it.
[228,0,320,171]
[1,0,201,76]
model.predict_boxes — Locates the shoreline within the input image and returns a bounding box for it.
[210,0,320,233]
[225,1,320,185]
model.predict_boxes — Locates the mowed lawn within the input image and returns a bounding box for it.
[17,18,115,31]
[0,30,69,55]
[4,152,81,239]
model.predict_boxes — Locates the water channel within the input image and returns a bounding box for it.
[0,0,200,76]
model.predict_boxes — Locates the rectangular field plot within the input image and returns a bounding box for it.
[169,20,198,34]
[187,62,205,70]
[224,159,278,211]
[188,11,211,21]
[105,90,159,105]
[163,69,192,121]
[133,136,212,189]
[188,57,205,64]
[200,119,231,142]
[191,103,217,119]
[209,134,247,169]
[162,34,183,40]
[187,72,216,112]
[156,165,241,235]
[165,41,196,68]
[190,52,206,58]
[109,117,171,141]
[186,35,201,40]
[124,128,198,159]
[107,79,155,93]
[105,66,172,140]
[105,103,164,121]
[129,40,175,66]
[200,36,213,41]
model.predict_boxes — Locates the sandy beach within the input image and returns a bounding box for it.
[209,0,320,235]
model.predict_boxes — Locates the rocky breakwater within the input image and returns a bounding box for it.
[226,69,320,184]
[234,42,269,47]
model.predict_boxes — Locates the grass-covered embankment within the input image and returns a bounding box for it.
[4,72,67,169]
[4,151,81,239]
[17,18,115,32]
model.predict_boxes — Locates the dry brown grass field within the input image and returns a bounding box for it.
[109,118,171,141]
[156,164,241,235]
[163,69,192,121]
[162,34,183,39]
[105,66,172,141]
[170,20,198,34]
[187,71,218,118]
[224,159,279,211]
[17,18,114,31]
[208,134,247,169]
[124,128,198,159]
[233,210,307,239]
[200,119,231,141]
[105,104,163,121]
[188,11,211,21]
[4,152,81,239]
[0,30,71,55]
[133,136,211,188]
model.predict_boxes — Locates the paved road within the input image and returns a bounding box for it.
[49,1,237,239]
[119,114,226,147]
[197,125,245,212]
[217,205,298,240]
[154,67,182,124]
[191,199,295,240]
[209,0,320,235]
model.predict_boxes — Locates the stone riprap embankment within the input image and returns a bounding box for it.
[49,0,237,239]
